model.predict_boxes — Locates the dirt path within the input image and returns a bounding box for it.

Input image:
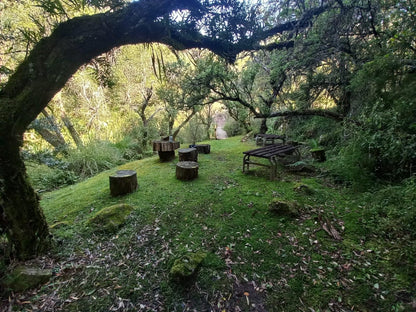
[215,113,228,139]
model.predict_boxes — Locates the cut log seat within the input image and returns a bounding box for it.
[109,170,138,196]
[195,144,211,154]
[178,147,198,162]
[153,140,180,162]
[176,161,199,180]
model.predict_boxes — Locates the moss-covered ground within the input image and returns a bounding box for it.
[2,136,415,311]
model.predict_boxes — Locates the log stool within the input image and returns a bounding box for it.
[153,140,180,162]
[176,161,199,180]
[109,170,138,196]
[195,144,211,154]
[178,147,198,162]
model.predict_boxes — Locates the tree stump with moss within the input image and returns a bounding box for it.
[176,161,199,180]
[109,170,138,196]
[311,148,326,162]
[178,147,198,162]
[195,144,211,154]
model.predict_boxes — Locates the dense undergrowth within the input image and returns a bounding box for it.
[1,136,416,311]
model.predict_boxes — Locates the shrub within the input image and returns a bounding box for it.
[112,135,144,160]
[66,141,124,178]
[26,163,77,192]
[360,176,416,240]
[223,119,244,137]
[181,118,206,144]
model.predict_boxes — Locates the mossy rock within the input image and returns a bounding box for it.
[86,204,134,233]
[293,183,315,195]
[170,251,207,283]
[269,199,300,217]
[3,266,52,292]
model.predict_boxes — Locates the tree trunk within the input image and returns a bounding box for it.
[61,114,83,148]
[172,110,197,141]
[259,118,268,134]
[33,127,68,152]
[0,136,50,260]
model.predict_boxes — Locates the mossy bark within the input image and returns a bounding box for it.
[0,136,50,260]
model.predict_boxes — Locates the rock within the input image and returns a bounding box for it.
[269,199,300,217]
[3,266,52,292]
[170,251,207,282]
[293,183,315,195]
[86,204,134,233]
[286,161,316,174]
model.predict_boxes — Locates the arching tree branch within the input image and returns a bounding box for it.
[256,109,345,122]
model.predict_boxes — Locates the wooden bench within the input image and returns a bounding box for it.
[243,144,299,180]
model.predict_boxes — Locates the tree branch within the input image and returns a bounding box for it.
[256,109,345,122]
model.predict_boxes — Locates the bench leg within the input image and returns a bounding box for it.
[270,156,278,180]
[243,154,250,173]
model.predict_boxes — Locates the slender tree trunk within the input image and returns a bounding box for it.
[33,127,68,152]
[29,109,68,152]
[172,110,197,140]
[61,114,83,148]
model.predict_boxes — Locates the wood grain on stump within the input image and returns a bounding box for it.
[152,140,180,152]
[153,140,180,162]
[158,151,175,162]
[109,170,138,196]
[178,147,198,162]
[195,144,210,154]
[176,161,199,181]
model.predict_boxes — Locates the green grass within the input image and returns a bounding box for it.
[6,136,416,311]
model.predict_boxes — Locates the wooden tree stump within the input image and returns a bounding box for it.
[176,161,199,180]
[195,144,210,154]
[153,140,180,162]
[178,147,198,162]
[109,170,138,196]
[158,151,175,162]
[152,140,180,152]
[311,148,326,162]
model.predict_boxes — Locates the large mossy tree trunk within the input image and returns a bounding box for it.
[0,136,50,260]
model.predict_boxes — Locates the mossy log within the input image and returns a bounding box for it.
[195,144,211,154]
[176,161,199,180]
[109,170,138,196]
[178,147,198,162]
